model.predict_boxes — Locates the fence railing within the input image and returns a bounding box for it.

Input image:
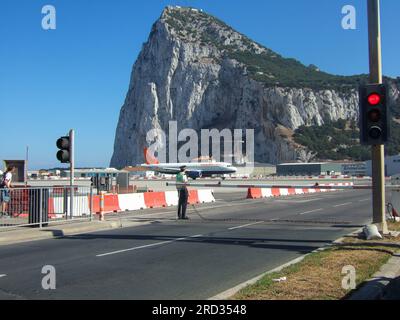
[0,186,93,230]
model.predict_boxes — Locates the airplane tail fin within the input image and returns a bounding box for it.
[143,147,160,165]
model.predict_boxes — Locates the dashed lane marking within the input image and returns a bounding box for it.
[96,234,204,257]
[333,202,352,207]
[299,208,323,215]
[228,221,265,230]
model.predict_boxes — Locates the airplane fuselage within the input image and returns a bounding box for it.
[141,162,237,177]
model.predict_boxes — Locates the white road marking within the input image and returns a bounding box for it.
[358,198,371,202]
[228,221,264,230]
[96,234,204,257]
[333,202,352,207]
[299,208,323,215]
[0,274,6,278]
[274,198,322,203]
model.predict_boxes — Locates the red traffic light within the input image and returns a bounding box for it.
[367,93,381,106]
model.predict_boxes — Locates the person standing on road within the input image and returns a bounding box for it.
[176,166,189,220]
[1,166,15,217]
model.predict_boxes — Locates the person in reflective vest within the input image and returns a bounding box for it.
[176,166,189,220]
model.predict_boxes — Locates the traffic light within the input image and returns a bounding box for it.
[56,136,71,163]
[359,83,389,145]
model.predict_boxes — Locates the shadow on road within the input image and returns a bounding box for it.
[60,232,335,254]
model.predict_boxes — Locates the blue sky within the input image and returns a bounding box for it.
[0,0,399,169]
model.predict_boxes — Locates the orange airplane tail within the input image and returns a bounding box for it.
[143,147,159,165]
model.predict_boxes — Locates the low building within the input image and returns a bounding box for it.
[365,154,400,177]
[61,168,120,178]
[249,163,276,177]
[277,162,342,176]
[341,162,367,176]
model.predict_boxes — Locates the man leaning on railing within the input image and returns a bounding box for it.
[0,166,15,218]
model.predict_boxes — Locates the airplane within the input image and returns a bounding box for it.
[140,148,237,179]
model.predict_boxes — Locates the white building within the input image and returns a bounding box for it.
[365,154,400,177]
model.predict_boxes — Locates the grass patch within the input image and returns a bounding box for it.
[387,221,400,232]
[232,245,394,300]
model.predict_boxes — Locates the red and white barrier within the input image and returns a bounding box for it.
[198,189,216,203]
[118,193,146,211]
[89,189,215,214]
[165,191,179,206]
[247,183,353,199]
[49,195,90,218]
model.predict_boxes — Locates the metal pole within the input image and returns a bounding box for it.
[89,186,93,221]
[69,129,75,219]
[367,0,387,233]
[25,146,28,187]
[99,191,105,221]
[64,186,68,220]
[39,188,42,229]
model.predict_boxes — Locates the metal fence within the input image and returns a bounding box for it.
[0,186,93,229]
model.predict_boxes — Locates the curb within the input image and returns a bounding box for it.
[208,246,329,300]
[348,253,400,300]
[208,254,309,300]
[209,225,400,300]
[336,228,400,299]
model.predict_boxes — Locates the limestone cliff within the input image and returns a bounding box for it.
[110,6,400,168]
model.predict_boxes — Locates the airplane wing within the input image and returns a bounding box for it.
[139,165,180,175]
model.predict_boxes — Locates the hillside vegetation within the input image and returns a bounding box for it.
[164,7,368,91]
[293,119,400,161]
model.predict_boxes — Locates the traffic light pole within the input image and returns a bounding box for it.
[367,0,387,233]
[69,129,75,219]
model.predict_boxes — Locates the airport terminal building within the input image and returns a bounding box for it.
[277,162,343,176]
[366,154,400,177]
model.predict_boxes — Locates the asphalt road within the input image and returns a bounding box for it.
[0,189,373,300]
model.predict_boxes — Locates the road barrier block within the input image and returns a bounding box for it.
[92,194,120,213]
[261,188,273,198]
[49,195,89,217]
[247,188,263,199]
[279,188,289,196]
[143,191,167,208]
[295,188,304,195]
[104,194,120,212]
[197,189,216,203]
[165,190,179,206]
[188,190,200,204]
[271,188,281,197]
[118,193,146,211]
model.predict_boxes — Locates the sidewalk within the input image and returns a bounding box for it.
[348,252,400,300]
